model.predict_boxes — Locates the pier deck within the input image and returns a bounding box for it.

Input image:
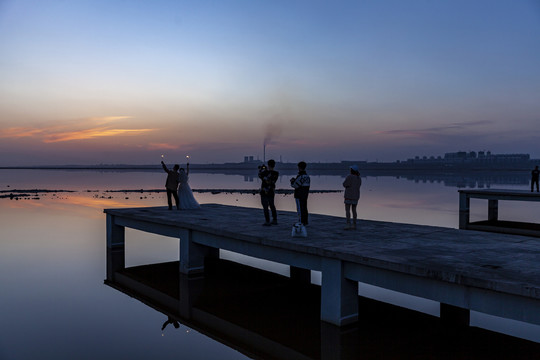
[105,204,540,327]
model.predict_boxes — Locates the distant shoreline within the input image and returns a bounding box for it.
[0,160,537,172]
[0,188,342,200]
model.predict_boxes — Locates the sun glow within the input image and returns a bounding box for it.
[148,143,180,150]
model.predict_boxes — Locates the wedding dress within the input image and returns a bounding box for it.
[177,170,200,209]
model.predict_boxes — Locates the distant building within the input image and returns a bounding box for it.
[406,151,530,164]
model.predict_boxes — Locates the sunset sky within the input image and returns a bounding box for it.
[1,0,540,166]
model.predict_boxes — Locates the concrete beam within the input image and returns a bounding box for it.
[192,231,322,271]
[179,230,219,275]
[321,258,358,326]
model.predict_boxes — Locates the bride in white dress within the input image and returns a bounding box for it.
[177,163,200,209]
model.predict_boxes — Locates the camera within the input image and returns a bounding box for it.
[258,165,267,171]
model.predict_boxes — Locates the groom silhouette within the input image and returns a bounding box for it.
[161,160,180,210]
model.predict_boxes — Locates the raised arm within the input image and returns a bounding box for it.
[161,161,169,173]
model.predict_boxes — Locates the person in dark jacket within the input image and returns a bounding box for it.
[343,165,362,230]
[532,166,539,192]
[290,161,310,225]
[259,159,279,226]
[161,161,180,210]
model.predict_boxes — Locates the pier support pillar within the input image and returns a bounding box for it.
[459,193,470,229]
[320,322,344,360]
[321,258,358,326]
[179,230,219,275]
[290,266,311,283]
[179,273,205,319]
[488,199,499,222]
[106,247,125,281]
[106,214,125,248]
[440,303,470,327]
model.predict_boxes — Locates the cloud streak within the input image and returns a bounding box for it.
[0,116,155,143]
[43,128,154,143]
[0,127,44,139]
[373,120,494,138]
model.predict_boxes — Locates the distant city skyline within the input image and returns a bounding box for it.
[1,1,540,166]
[3,149,536,167]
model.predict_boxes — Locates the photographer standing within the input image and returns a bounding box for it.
[290,161,310,225]
[259,159,279,226]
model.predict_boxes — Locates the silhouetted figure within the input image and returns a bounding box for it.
[161,161,180,210]
[343,165,362,230]
[290,161,310,225]
[532,166,539,192]
[161,317,180,330]
[259,159,279,226]
[177,162,200,209]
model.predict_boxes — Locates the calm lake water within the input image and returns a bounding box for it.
[1,168,540,359]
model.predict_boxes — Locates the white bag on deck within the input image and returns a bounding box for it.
[291,222,307,238]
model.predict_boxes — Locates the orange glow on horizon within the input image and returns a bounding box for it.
[148,143,180,150]
[3,193,163,215]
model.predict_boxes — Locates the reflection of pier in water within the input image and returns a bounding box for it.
[234,169,532,189]
[393,172,530,189]
[105,254,540,359]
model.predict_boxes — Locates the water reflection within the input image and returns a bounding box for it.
[106,250,540,359]
[209,169,532,189]
[4,168,540,358]
[391,172,531,188]
[2,168,539,229]
[1,168,532,190]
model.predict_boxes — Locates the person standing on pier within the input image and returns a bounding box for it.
[532,166,540,192]
[161,160,180,210]
[259,159,279,226]
[343,165,362,230]
[290,161,310,225]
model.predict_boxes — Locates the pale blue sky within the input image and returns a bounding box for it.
[1,0,539,165]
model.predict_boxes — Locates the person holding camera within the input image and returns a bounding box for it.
[290,161,310,225]
[259,159,279,226]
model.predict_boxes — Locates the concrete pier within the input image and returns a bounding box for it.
[105,204,540,327]
[459,189,540,237]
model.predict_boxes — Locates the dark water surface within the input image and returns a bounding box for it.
[1,169,540,359]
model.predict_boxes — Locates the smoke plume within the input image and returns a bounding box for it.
[264,122,283,147]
